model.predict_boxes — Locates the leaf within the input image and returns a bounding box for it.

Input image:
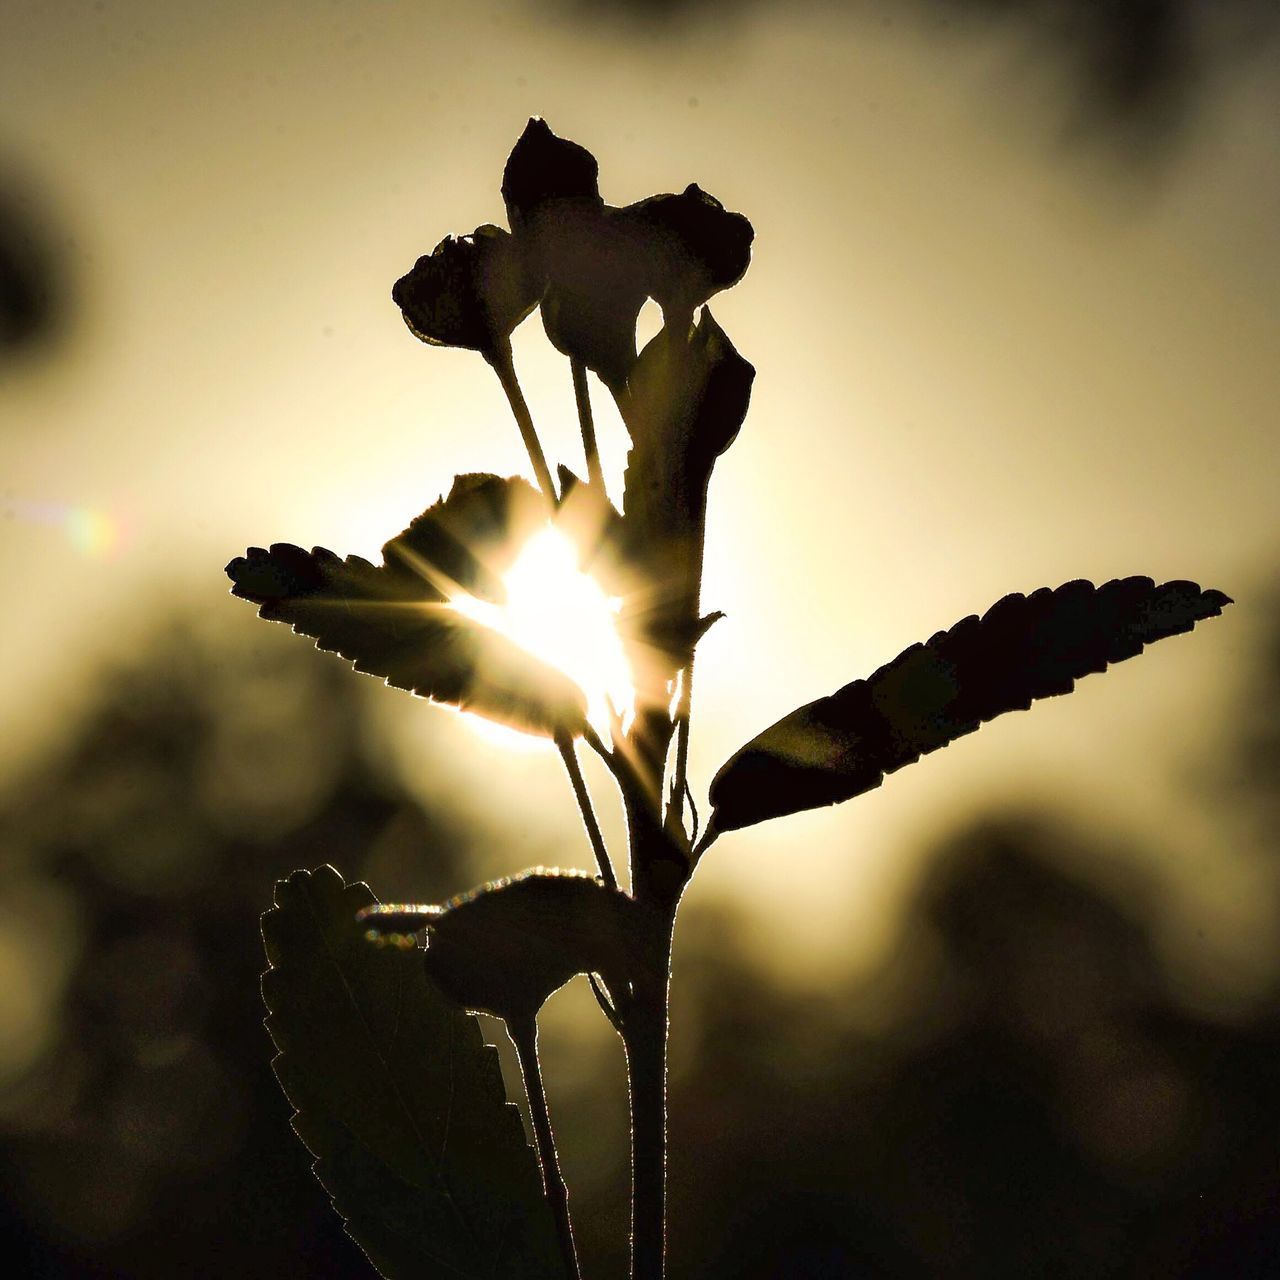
[261,865,564,1279]
[708,577,1232,835]
[362,870,642,1023]
[226,474,589,737]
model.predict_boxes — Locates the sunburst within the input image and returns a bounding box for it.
[452,526,634,744]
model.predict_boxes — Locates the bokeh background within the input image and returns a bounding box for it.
[2,1,1278,1275]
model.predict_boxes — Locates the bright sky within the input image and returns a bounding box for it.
[3,0,1278,995]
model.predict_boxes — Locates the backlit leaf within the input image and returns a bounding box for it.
[363,870,642,1023]
[708,578,1232,835]
[226,474,588,737]
[261,865,564,1279]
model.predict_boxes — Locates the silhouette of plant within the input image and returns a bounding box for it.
[225,119,1230,1279]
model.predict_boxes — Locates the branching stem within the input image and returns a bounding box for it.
[571,356,605,491]
[491,344,558,509]
[508,1016,582,1280]
[557,730,618,891]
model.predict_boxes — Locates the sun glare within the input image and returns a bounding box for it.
[453,527,634,744]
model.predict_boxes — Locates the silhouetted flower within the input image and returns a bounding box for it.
[499,120,754,389]
[502,119,649,391]
[624,184,754,324]
[392,224,538,363]
[501,117,602,238]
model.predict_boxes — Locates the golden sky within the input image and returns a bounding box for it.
[3,0,1278,990]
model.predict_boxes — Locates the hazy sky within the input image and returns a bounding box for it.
[3,0,1277,989]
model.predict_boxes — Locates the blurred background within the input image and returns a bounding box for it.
[2,1,1278,1275]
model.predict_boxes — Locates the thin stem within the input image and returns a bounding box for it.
[571,356,605,491]
[665,659,695,833]
[491,343,558,509]
[588,972,625,1031]
[557,730,618,890]
[691,823,719,862]
[508,1016,582,1280]
[583,722,617,772]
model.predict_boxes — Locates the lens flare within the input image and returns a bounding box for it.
[453,526,634,743]
[3,497,126,560]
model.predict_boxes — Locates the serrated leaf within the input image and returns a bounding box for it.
[226,474,589,737]
[261,865,564,1279]
[363,870,642,1023]
[708,577,1232,835]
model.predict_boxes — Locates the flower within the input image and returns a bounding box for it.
[391,223,538,362]
[624,183,754,322]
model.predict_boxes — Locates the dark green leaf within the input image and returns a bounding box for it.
[261,865,564,1279]
[708,578,1232,835]
[226,474,588,737]
[364,871,642,1023]
[392,225,539,362]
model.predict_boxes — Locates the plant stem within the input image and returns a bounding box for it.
[623,936,673,1280]
[665,659,695,834]
[557,730,618,891]
[491,343,558,509]
[571,356,605,491]
[508,1015,582,1280]
[618,731,683,1280]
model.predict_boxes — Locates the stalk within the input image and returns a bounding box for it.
[557,729,618,890]
[491,343,558,509]
[508,1015,582,1280]
[618,712,684,1280]
[622,943,673,1280]
[571,356,605,491]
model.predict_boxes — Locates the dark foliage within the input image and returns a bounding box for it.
[710,577,1230,834]
[363,871,642,1022]
[0,587,1270,1276]
[0,621,473,1277]
[263,866,561,1278]
[0,177,69,359]
[565,0,1280,152]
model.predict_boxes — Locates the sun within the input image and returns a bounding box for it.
[453,526,634,743]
